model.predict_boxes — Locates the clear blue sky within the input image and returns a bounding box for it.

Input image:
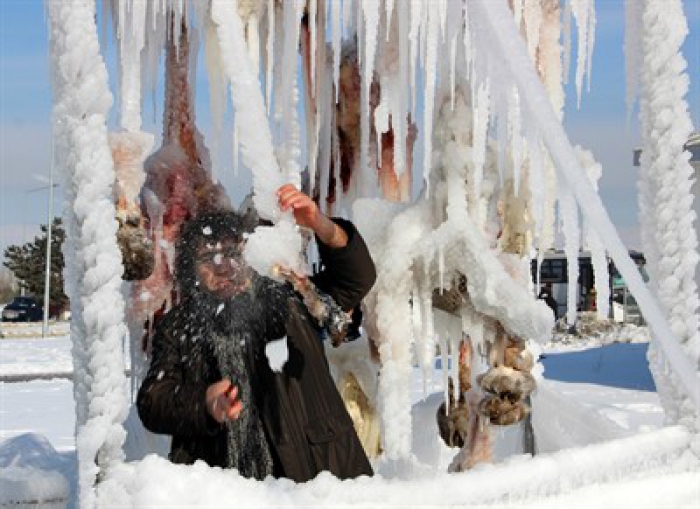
[1,0,699,258]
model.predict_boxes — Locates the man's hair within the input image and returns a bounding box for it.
[175,211,258,298]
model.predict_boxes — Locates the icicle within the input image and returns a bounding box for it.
[232,119,240,176]
[439,327,450,416]
[512,0,524,28]
[449,35,456,110]
[558,180,580,327]
[509,87,522,196]
[537,0,565,119]
[439,0,448,42]
[265,0,274,112]
[386,0,395,39]
[276,0,304,122]
[438,246,445,293]
[210,0,287,220]
[527,137,546,246]
[463,1,473,80]
[309,0,317,94]
[343,0,354,37]
[422,3,440,195]
[523,0,543,62]
[396,4,410,179]
[570,0,593,107]
[448,316,462,399]
[359,0,380,197]
[204,17,227,179]
[332,0,341,103]
[472,80,490,227]
[585,0,596,93]
[562,0,572,83]
[409,0,421,114]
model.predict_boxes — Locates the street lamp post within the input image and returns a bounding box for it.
[27,181,58,338]
[42,169,56,338]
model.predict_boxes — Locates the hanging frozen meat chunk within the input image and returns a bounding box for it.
[131,19,231,344]
[110,132,156,281]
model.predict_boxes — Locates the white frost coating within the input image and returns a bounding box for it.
[522,0,542,62]
[211,0,302,275]
[265,0,275,111]
[558,181,580,327]
[204,15,228,171]
[111,0,147,132]
[48,1,128,505]
[331,0,341,103]
[562,0,572,84]
[569,0,595,107]
[265,336,289,372]
[360,0,380,196]
[577,146,610,319]
[508,87,522,195]
[637,0,700,434]
[472,0,700,410]
[472,81,490,226]
[243,218,305,277]
[409,0,422,114]
[422,4,440,195]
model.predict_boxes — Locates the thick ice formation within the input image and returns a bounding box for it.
[48,1,129,505]
[632,0,700,446]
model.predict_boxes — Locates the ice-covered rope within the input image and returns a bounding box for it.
[472,0,700,411]
[48,0,129,505]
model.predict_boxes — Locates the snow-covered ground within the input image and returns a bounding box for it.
[0,329,697,507]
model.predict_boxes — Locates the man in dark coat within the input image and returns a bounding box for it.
[137,185,376,482]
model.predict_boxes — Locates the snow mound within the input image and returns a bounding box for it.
[0,434,71,507]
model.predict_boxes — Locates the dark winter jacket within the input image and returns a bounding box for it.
[137,219,376,482]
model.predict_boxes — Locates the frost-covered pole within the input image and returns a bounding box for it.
[471,0,700,411]
[48,0,129,505]
[635,0,699,432]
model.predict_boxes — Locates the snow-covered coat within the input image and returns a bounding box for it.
[137,219,376,482]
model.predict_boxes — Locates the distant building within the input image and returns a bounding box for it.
[531,250,647,324]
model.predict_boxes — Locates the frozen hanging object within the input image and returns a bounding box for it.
[271,264,351,346]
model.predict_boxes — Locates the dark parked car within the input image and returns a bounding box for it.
[1,297,44,323]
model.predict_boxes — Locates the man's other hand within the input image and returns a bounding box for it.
[205,379,242,423]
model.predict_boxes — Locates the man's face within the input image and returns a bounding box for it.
[195,237,252,300]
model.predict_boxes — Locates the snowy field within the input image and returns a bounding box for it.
[1,328,697,507]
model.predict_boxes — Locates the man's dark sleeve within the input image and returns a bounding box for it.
[311,218,377,311]
[137,316,220,437]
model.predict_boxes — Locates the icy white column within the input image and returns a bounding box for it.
[636,0,699,435]
[48,0,129,506]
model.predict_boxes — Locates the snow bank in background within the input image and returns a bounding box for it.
[0,434,71,508]
[547,317,651,349]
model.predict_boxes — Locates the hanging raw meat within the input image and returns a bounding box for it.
[131,19,231,349]
[111,132,156,281]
